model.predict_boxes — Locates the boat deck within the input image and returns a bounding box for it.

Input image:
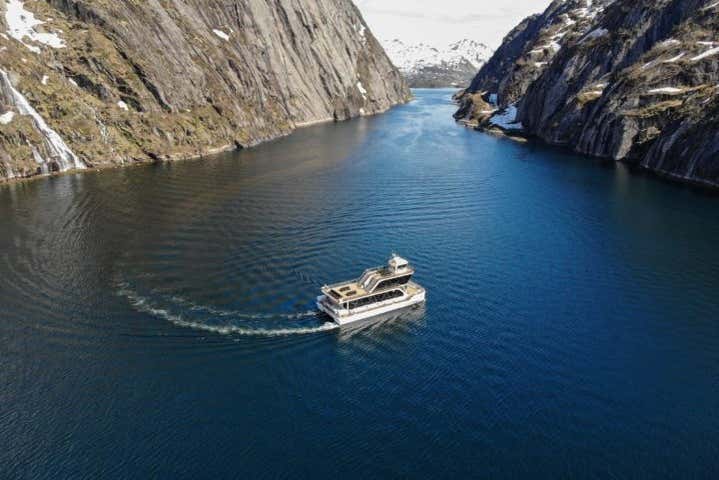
[326,281,369,301]
[323,265,414,303]
[319,281,424,311]
[401,281,423,297]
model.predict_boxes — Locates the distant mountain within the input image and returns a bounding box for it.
[384,39,493,88]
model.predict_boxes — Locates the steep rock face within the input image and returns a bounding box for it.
[461,0,612,109]
[0,0,410,182]
[460,14,545,106]
[456,0,719,188]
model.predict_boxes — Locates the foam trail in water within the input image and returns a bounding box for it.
[168,295,317,320]
[164,314,338,337]
[117,284,338,337]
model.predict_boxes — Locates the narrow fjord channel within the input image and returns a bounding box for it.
[1,90,718,478]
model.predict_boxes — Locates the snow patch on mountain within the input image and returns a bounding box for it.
[5,0,65,53]
[383,39,492,87]
[385,39,491,73]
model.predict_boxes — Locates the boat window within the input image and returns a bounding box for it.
[339,286,351,292]
[347,289,404,309]
[329,290,342,300]
[346,290,357,296]
[373,275,411,291]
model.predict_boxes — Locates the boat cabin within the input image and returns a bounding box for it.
[321,255,415,310]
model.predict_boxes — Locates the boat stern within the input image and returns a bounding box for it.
[317,295,345,324]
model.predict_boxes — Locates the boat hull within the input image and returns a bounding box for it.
[317,290,426,326]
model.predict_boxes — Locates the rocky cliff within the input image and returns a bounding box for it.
[456,0,719,188]
[0,0,410,182]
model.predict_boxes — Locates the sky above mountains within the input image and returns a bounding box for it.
[355,0,552,48]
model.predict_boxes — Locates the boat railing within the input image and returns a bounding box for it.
[364,276,382,292]
[357,266,384,286]
[324,269,379,290]
[323,265,413,291]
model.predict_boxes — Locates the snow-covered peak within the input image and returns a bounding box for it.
[383,38,492,74]
[446,39,494,70]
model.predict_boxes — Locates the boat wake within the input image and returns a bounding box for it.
[168,294,318,320]
[116,283,338,337]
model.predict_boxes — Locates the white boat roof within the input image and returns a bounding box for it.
[389,255,409,269]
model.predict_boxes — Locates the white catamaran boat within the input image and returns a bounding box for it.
[317,255,426,326]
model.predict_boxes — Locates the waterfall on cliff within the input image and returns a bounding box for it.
[0,69,85,174]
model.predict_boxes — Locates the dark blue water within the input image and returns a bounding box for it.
[1,89,718,478]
